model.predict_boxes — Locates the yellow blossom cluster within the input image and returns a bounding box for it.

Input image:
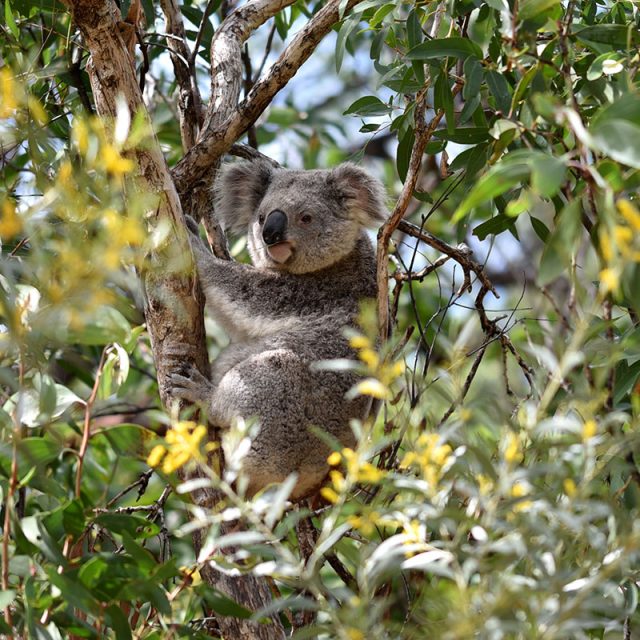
[599,199,640,294]
[563,478,577,497]
[320,447,386,504]
[1,68,146,339]
[346,510,381,536]
[0,200,22,241]
[0,67,22,118]
[349,334,405,400]
[510,481,532,513]
[400,432,453,490]
[147,420,216,474]
[30,118,144,329]
[503,431,524,465]
[582,419,597,441]
[72,117,135,178]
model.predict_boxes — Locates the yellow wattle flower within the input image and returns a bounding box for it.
[101,144,135,175]
[147,444,167,468]
[0,200,22,239]
[349,335,371,349]
[355,378,390,399]
[599,268,619,294]
[617,199,640,231]
[582,419,597,441]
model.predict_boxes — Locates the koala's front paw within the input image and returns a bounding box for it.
[168,363,214,406]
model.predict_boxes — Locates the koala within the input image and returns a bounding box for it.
[169,161,387,500]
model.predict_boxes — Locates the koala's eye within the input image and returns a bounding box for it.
[300,213,312,225]
[258,214,265,224]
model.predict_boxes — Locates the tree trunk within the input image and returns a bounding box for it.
[63,1,285,638]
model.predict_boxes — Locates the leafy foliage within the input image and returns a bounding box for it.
[1,0,640,638]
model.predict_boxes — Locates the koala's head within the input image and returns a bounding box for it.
[214,161,387,274]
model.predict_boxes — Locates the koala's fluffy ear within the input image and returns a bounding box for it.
[329,163,388,227]
[214,161,274,234]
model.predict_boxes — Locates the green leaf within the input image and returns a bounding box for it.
[518,0,560,21]
[453,162,530,221]
[93,513,160,539]
[369,3,395,28]
[201,587,254,619]
[47,569,100,614]
[396,127,415,182]
[274,11,288,40]
[335,15,358,73]
[344,96,390,117]
[472,214,516,240]
[591,120,640,169]
[413,190,433,203]
[406,9,422,49]
[4,0,19,39]
[121,531,156,571]
[62,306,131,346]
[592,93,640,128]
[21,517,66,565]
[587,53,625,81]
[614,359,640,405]
[489,119,519,140]
[0,591,16,610]
[19,437,61,467]
[105,605,132,640]
[35,373,57,416]
[62,500,86,538]
[406,37,482,61]
[529,215,550,242]
[511,65,539,109]
[433,127,490,144]
[575,24,638,48]
[370,26,387,61]
[530,154,566,197]
[463,57,483,102]
[486,70,512,114]
[267,107,299,126]
[538,200,581,285]
[434,72,454,134]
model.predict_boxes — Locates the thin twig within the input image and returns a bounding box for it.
[436,345,487,428]
[106,468,154,508]
[75,348,108,498]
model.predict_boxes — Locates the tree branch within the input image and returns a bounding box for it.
[172,0,366,197]
[159,0,203,150]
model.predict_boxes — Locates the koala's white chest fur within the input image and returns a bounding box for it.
[171,160,388,500]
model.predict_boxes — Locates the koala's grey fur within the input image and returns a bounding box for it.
[169,161,387,500]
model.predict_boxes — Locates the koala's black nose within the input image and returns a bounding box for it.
[262,209,288,245]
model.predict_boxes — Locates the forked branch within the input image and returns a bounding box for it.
[172,0,367,196]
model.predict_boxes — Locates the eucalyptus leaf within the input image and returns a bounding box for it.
[406,37,482,61]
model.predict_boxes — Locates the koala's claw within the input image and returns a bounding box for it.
[169,363,214,406]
